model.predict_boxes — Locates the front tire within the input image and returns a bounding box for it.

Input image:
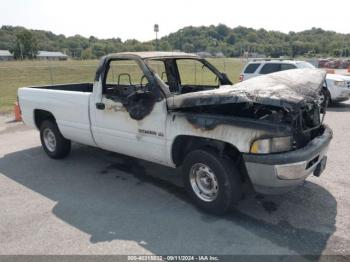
[182,149,242,215]
[40,120,71,159]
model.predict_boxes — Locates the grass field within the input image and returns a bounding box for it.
[0,58,244,112]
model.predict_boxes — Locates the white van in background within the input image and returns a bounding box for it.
[240,60,350,103]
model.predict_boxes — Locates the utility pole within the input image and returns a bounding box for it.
[19,42,24,60]
[154,24,159,51]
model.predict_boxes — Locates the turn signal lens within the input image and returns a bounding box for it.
[250,136,293,154]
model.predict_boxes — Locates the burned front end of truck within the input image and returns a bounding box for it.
[169,69,333,194]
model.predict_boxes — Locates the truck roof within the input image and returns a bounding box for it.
[95,51,202,82]
[106,51,199,60]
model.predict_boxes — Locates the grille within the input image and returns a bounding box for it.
[347,81,350,88]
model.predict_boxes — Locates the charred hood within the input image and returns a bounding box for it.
[168,69,327,111]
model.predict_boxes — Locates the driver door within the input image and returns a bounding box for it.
[91,59,168,164]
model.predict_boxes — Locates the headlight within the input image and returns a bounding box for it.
[334,81,346,87]
[250,136,293,154]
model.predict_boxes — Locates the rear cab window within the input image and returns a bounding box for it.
[104,59,149,97]
[244,63,261,73]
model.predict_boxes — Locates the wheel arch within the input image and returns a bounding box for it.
[171,135,238,163]
[171,135,249,182]
[34,109,56,129]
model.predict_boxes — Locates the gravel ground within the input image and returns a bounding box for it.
[0,102,349,258]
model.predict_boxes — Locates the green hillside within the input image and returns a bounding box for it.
[1,24,349,59]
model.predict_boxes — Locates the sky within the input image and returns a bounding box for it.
[0,0,349,41]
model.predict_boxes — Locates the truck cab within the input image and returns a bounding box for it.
[89,52,232,165]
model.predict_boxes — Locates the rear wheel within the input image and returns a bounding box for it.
[40,120,71,159]
[182,149,242,215]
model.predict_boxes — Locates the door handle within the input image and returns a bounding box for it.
[96,102,105,110]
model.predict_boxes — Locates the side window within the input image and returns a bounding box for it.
[177,59,219,86]
[146,60,168,82]
[260,63,281,74]
[105,60,148,88]
[244,63,261,73]
[281,64,297,71]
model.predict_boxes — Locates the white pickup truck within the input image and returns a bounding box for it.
[18,52,332,214]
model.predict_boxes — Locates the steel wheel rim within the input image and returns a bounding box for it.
[189,163,219,202]
[43,128,56,152]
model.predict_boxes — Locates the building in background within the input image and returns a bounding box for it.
[0,50,14,61]
[36,51,68,61]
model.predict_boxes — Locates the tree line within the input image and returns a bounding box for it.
[0,24,349,59]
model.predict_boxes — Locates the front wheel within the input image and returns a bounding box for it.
[40,120,71,159]
[182,149,242,215]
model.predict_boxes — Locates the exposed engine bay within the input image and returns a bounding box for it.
[168,69,328,150]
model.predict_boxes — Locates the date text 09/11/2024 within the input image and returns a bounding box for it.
[127,255,220,261]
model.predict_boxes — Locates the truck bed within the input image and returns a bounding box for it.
[28,83,93,92]
[18,82,95,147]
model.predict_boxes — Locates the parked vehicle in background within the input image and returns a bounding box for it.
[318,59,330,68]
[240,59,350,103]
[340,60,350,69]
[318,59,350,69]
[326,60,341,69]
[18,52,332,215]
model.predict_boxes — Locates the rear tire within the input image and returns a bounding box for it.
[182,149,242,215]
[40,120,71,159]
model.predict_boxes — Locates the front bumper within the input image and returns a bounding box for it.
[243,126,333,194]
